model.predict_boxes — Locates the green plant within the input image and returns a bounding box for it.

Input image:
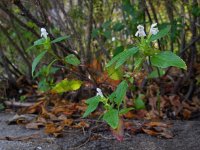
[83,80,134,129]
[29,28,82,93]
[83,23,187,139]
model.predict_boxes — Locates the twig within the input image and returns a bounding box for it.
[0,134,40,141]
[68,123,105,149]
[179,35,200,56]
[4,101,35,108]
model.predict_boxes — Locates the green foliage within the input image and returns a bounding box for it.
[19,95,27,102]
[149,26,171,42]
[148,68,166,79]
[83,80,130,129]
[32,50,47,76]
[134,94,145,110]
[30,32,82,94]
[114,80,128,107]
[64,54,81,66]
[151,51,187,69]
[51,36,70,44]
[51,79,82,93]
[34,38,47,46]
[83,24,187,131]
[83,96,101,118]
[106,47,139,69]
[106,65,123,80]
[119,107,134,115]
[103,108,119,129]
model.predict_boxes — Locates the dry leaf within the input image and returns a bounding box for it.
[44,123,63,137]
[62,119,73,127]
[26,122,44,129]
[182,109,191,120]
[73,121,90,128]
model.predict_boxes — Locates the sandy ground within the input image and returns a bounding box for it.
[0,112,200,150]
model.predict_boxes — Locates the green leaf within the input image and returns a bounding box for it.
[51,35,70,43]
[149,25,171,42]
[148,68,165,79]
[151,51,187,69]
[134,95,145,110]
[32,50,47,76]
[46,59,58,75]
[113,22,124,31]
[34,38,46,46]
[26,45,34,52]
[51,79,82,93]
[91,28,99,38]
[115,80,128,106]
[119,107,134,115]
[83,96,101,118]
[106,65,123,80]
[108,92,116,103]
[38,78,52,92]
[103,108,119,129]
[134,56,145,71]
[65,54,81,66]
[106,47,139,69]
[106,53,121,68]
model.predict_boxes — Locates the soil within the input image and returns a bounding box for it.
[0,112,200,150]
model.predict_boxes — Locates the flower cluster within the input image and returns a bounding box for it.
[41,28,48,39]
[96,88,104,97]
[135,23,159,37]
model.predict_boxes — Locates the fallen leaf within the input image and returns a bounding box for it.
[44,123,63,137]
[73,121,90,128]
[26,122,44,129]
[143,122,172,128]
[62,119,73,127]
[182,109,191,120]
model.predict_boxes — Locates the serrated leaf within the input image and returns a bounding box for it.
[119,107,134,115]
[115,80,128,106]
[51,35,70,43]
[106,53,121,68]
[65,54,80,66]
[115,47,139,69]
[134,56,145,71]
[103,108,119,129]
[151,51,187,69]
[149,25,171,42]
[83,96,101,118]
[32,50,47,76]
[51,79,82,93]
[106,47,139,69]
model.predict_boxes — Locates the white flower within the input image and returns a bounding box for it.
[112,37,116,41]
[149,23,159,35]
[96,88,104,97]
[40,28,48,39]
[135,25,146,37]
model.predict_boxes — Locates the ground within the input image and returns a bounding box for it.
[0,112,200,150]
